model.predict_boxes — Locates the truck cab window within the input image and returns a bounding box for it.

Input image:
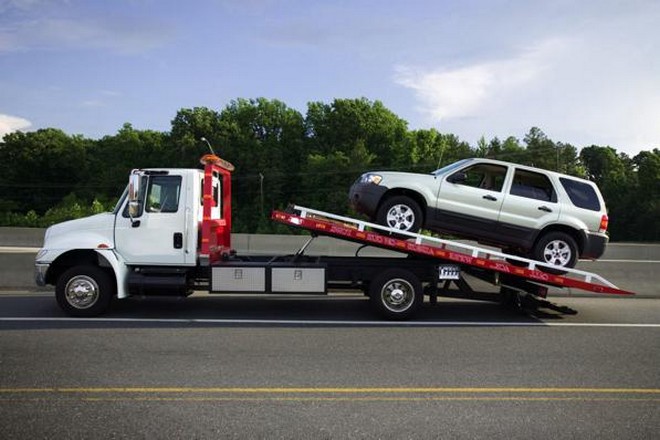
[146,176,182,213]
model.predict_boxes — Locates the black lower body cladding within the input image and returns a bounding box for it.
[348,183,388,217]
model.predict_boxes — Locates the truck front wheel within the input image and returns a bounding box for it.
[369,269,423,320]
[56,266,114,317]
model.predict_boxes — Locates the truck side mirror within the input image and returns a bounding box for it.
[128,172,141,219]
[128,201,140,219]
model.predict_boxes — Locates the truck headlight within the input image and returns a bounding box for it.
[359,173,382,185]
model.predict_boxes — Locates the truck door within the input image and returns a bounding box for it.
[115,172,193,265]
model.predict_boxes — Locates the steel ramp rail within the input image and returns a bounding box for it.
[271,206,634,296]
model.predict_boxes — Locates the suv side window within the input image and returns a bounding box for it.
[455,164,508,192]
[146,176,182,213]
[510,169,557,202]
[560,178,601,211]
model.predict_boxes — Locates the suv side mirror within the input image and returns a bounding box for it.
[448,172,467,184]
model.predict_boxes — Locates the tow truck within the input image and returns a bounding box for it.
[34,151,634,320]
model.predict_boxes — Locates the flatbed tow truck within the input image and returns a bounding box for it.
[35,152,634,320]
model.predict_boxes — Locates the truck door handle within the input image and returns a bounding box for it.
[483,195,497,201]
[538,206,552,213]
[173,232,183,249]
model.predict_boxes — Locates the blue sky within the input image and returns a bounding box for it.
[1,0,658,155]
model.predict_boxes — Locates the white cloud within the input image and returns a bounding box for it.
[394,39,568,122]
[394,32,660,154]
[0,113,31,139]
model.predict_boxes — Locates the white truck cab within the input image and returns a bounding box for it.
[35,155,230,316]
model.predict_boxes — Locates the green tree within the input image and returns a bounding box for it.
[629,149,660,240]
[0,128,91,214]
[85,123,171,203]
[523,127,559,171]
[170,107,224,165]
[305,98,409,168]
[407,129,471,172]
[579,145,636,240]
[215,98,306,232]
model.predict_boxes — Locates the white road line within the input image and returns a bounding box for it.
[0,317,659,327]
[0,247,39,252]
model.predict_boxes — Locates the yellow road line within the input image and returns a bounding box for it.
[83,396,659,402]
[1,387,659,394]
[2,397,659,404]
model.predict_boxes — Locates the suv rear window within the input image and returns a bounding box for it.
[560,178,601,211]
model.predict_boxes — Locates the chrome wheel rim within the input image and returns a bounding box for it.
[385,204,415,231]
[64,275,99,309]
[543,240,572,267]
[380,278,415,313]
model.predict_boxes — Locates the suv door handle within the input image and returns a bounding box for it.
[538,206,553,213]
[483,195,497,201]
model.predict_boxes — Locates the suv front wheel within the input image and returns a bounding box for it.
[532,231,578,271]
[376,196,423,233]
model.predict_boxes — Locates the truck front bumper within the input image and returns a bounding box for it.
[34,263,50,286]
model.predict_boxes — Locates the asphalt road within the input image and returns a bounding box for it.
[1,292,659,439]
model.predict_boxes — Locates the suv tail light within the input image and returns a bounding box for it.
[599,214,609,233]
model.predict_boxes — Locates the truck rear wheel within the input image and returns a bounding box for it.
[369,269,422,320]
[56,266,114,317]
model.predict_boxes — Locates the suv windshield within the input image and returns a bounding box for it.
[432,159,471,176]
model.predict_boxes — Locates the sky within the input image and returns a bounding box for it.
[0,0,658,156]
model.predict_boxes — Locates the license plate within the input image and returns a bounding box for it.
[438,265,460,280]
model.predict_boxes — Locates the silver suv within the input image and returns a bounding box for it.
[349,158,609,269]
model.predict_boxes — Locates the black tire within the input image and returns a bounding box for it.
[56,266,114,317]
[532,231,579,274]
[369,269,423,320]
[376,196,423,234]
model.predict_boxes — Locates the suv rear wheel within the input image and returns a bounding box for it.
[532,231,578,271]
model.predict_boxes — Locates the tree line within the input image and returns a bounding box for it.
[0,98,658,241]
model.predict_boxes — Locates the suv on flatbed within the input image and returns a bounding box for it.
[349,158,609,269]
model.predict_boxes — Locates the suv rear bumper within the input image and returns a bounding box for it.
[581,232,608,259]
